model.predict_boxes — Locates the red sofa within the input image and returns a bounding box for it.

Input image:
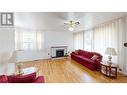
[0,73,45,83]
[71,49,103,70]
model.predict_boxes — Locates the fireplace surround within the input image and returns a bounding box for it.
[51,46,68,58]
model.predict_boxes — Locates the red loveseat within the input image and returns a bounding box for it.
[0,72,45,83]
[71,49,103,70]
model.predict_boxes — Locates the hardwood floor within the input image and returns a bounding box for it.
[20,57,127,83]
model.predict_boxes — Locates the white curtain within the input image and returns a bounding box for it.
[15,30,44,51]
[73,31,84,50]
[93,17,127,73]
[93,20,119,64]
[84,29,93,51]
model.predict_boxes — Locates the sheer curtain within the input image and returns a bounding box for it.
[93,22,118,53]
[84,29,93,51]
[93,21,118,63]
[73,31,84,50]
[15,30,44,51]
[93,17,127,73]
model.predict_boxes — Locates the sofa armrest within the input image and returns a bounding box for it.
[94,59,101,69]
[71,52,79,55]
[71,52,75,54]
[33,76,45,83]
[0,75,8,83]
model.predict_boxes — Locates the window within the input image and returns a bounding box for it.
[15,30,43,51]
[22,32,34,50]
[84,30,92,51]
[73,30,92,51]
[73,31,84,50]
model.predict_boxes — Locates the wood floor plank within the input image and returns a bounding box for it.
[19,57,127,83]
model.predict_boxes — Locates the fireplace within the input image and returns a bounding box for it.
[51,46,68,58]
[56,49,64,57]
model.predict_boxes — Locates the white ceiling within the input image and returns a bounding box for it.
[14,12,127,32]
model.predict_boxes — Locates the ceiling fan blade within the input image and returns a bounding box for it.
[64,23,68,25]
[75,22,80,25]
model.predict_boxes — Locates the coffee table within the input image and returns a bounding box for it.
[15,67,37,75]
[21,67,36,75]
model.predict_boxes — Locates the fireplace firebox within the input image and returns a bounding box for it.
[56,49,64,57]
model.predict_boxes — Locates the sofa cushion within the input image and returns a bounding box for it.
[76,55,85,59]
[82,57,95,64]
[78,50,93,58]
[74,50,79,55]
[8,72,36,83]
[75,55,94,64]
[0,75,8,83]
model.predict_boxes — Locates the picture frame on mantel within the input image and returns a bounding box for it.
[0,12,14,26]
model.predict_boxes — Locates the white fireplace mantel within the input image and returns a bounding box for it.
[51,46,68,58]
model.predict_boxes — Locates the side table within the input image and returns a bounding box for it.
[101,61,118,78]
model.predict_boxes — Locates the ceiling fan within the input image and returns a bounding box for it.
[64,20,80,31]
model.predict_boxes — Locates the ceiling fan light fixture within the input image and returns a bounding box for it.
[68,27,74,31]
[64,20,80,32]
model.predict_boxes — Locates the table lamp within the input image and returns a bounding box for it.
[105,47,117,65]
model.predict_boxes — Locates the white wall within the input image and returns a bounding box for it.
[0,27,15,75]
[15,29,74,61]
[16,50,44,62]
[14,12,74,61]
[0,28,15,53]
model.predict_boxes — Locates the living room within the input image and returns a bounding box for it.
[0,12,127,83]
[1,0,127,95]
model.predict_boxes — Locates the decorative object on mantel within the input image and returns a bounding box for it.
[64,20,80,31]
[105,47,117,65]
[64,52,68,57]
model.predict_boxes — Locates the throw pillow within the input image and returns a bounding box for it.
[91,54,98,60]
[74,50,79,55]
[8,72,36,83]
